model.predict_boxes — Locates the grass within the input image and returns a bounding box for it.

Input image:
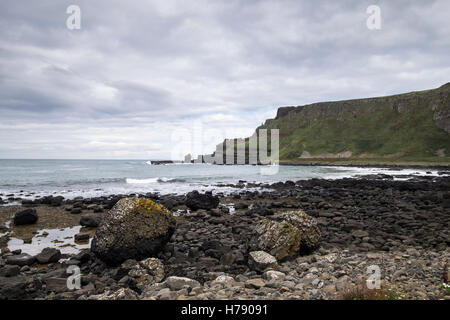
[339,283,406,300]
[257,83,450,164]
[280,157,450,167]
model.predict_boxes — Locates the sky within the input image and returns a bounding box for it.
[0,0,449,160]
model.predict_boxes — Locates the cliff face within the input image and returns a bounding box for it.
[256,83,450,160]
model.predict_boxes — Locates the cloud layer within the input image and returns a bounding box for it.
[1,0,449,159]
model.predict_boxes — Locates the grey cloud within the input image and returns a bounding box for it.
[0,0,449,158]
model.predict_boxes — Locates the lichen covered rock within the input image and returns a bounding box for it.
[128,258,165,291]
[278,210,321,252]
[91,198,176,266]
[250,210,321,260]
[251,219,302,260]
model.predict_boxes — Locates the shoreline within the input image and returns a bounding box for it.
[1,175,449,300]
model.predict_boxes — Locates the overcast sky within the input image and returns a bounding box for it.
[0,0,449,159]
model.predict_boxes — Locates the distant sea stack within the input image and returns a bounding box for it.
[204,83,450,164]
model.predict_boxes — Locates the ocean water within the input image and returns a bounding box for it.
[0,159,443,200]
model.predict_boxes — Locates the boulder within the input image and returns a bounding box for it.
[250,219,302,260]
[80,213,102,227]
[277,210,321,252]
[35,248,61,264]
[248,251,277,272]
[13,209,38,225]
[91,198,176,266]
[185,191,219,211]
[6,253,36,266]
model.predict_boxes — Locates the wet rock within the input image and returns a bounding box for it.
[36,248,61,264]
[80,213,102,227]
[6,253,36,266]
[13,209,38,225]
[91,198,176,266]
[74,233,90,242]
[185,191,219,211]
[248,251,277,272]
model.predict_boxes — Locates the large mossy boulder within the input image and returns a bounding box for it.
[251,219,302,260]
[250,210,321,260]
[91,198,176,266]
[277,210,321,252]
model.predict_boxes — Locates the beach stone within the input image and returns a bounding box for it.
[80,213,102,227]
[248,251,278,272]
[0,265,20,277]
[251,219,302,260]
[6,253,36,266]
[91,198,176,266]
[0,276,29,299]
[70,208,82,214]
[13,209,38,225]
[128,258,165,290]
[263,270,286,282]
[278,210,322,252]
[74,233,90,242]
[211,275,235,287]
[36,248,61,264]
[185,191,219,211]
[165,276,201,291]
[245,278,265,289]
[352,230,369,238]
[45,277,69,293]
[91,288,138,300]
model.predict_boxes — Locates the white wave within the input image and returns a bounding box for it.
[126,178,158,184]
[125,177,179,184]
[145,161,152,165]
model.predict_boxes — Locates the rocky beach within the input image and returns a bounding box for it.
[0,171,449,300]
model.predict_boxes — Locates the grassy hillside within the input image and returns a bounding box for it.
[256,83,450,165]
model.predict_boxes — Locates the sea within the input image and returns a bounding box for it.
[0,159,444,201]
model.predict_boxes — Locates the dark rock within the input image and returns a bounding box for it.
[0,276,29,299]
[74,233,90,242]
[0,265,20,277]
[13,209,38,225]
[91,198,176,266]
[80,213,102,227]
[45,277,69,293]
[185,191,219,211]
[36,248,61,264]
[6,254,36,266]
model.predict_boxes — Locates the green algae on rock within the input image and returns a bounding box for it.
[91,198,176,266]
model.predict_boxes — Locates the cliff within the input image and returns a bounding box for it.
[255,83,450,161]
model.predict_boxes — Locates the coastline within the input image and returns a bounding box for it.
[1,175,449,300]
